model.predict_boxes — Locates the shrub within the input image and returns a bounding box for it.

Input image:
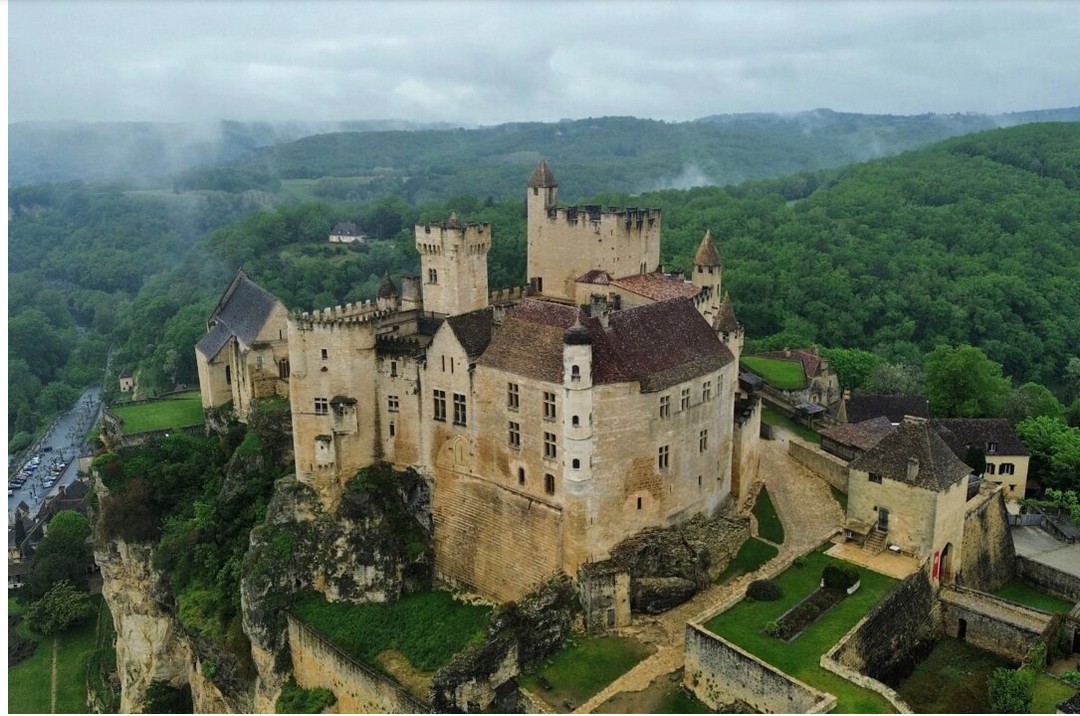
[1063,671,1080,689]
[822,563,860,591]
[276,678,336,714]
[142,680,193,714]
[746,579,783,601]
[793,555,807,568]
[764,620,790,639]
[986,667,1034,713]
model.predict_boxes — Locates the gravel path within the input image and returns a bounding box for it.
[574,431,844,713]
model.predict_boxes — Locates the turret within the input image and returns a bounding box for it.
[376,271,399,312]
[416,212,491,316]
[692,229,722,305]
[562,318,594,489]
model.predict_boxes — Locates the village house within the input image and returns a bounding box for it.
[328,221,366,244]
[198,161,760,605]
[932,418,1031,500]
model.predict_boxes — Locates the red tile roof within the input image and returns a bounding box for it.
[610,273,700,302]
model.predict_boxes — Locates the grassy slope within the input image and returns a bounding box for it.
[993,581,1077,613]
[715,537,779,584]
[752,486,785,544]
[741,356,806,390]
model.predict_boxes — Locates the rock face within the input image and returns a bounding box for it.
[95,537,238,713]
[241,464,434,711]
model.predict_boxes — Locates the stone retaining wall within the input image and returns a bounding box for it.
[1016,556,1080,602]
[684,623,835,713]
[788,440,849,492]
[938,587,1050,662]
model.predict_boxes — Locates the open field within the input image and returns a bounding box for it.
[110,391,204,433]
[704,547,898,713]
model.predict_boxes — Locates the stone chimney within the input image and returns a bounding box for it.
[906,457,920,482]
[588,294,610,328]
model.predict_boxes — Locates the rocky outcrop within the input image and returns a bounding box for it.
[95,537,239,713]
[242,464,434,712]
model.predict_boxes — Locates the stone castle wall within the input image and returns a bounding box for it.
[938,587,1051,662]
[958,487,1016,592]
[288,616,429,714]
[1016,556,1080,602]
[731,396,763,505]
[788,439,849,493]
[684,623,835,713]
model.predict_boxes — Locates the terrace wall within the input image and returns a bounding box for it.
[1015,556,1080,602]
[287,616,429,714]
[788,440,849,493]
[684,623,835,714]
[938,587,1051,662]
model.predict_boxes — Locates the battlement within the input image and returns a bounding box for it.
[290,300,394,328]
[547,204,660,231]
[488,285,530,305]
[415,215,492,255]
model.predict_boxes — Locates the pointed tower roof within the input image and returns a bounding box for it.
[713,293,741,333]
[694,230,722,267]
[528,160,558,188]
[378,271,397,299]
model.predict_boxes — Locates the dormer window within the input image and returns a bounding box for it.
[987,442,998,454]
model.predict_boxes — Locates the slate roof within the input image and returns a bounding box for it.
[195,270,283,361]
[478,297,732,392]
[847,394,930,424]
[849,418,972,492]
[446,307,495,361]
[378,272,397,298]
[527,160,557,188]
[694,230,722,267]
[610,273,700,302]
[714,294,740,333]
[331,222,361,236]
[821,417,896,452]
[931,419,1030,457]
[577,269,613,285]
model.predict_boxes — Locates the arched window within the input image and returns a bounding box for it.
[572,458,580,469]
[571,365,581,382]
[572,415,580,427]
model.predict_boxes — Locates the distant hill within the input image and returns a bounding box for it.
[10,108,1080,194]
[7,118,464,187]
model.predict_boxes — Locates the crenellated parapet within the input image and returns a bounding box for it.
[415,214,492,256]
[488,285,530,306]
[545,204,660,239]
[290,301,394,329]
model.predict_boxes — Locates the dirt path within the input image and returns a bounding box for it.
[50,636,59,713]
[574,433,844,713]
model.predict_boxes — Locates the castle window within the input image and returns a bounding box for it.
[658,445,670,470]
[433,390,446,422]
[256,355,264,370]
[543,432,557,459]
[225,365,231,385]
[659,395,670,418]
[699,429,708,452]
[321,348,328,360]
[428,268,438,284]
[1000,462,1015,475]
[441,355,445,372]
[637,496,642,510]
[869,472,882,484]
[390,361,398,377]
[389,423,396,437]
[518,467,526,485]
[572,458,580,469]
[453,393,467,426]
[508,382,519,411]
[702,380,712,402]
[278,359,290,379]
[572,415,580,427]
[698,475,703,488]
[509,421,521,448]
[544,474,555,495]
[1009,484,1016,492]
[314,397,329,416]
[543,392,556,421]
[985,463,996,475]
[388,395,399,413]
[680,388,691,410]
[571,365,581,383]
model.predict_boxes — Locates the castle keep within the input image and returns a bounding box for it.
[198,161,753,604]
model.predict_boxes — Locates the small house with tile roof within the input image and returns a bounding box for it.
[846,417,973,582]
[329,221,366,243]
[932,419,1031,500]
[820,416,896,462]
[846,394,930,425]
[118,370,135,393]
[195,269,290,421]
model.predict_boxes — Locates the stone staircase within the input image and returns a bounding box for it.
[863,527,888,555]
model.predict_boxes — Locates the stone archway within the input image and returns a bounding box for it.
[939,542,954,584]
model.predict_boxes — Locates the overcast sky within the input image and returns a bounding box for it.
[8,0,1080,126]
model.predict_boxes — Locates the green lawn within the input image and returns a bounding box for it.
[741,357,806,390]
[1032,673,1077,713]
[752,486,785,544]
[761,404,823,444]
[704,547,898,713]
[292,590,490,673]
[110,391,204,433]
[830,485,848,512]
[993,580,1076,613]
[9,595,101,714]
[895,637,1012,713]
[519,635,654,711]
[716,537,780,584]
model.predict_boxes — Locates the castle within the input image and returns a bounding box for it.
[197,161,759,604]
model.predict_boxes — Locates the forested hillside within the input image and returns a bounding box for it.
[8,122,1080,451]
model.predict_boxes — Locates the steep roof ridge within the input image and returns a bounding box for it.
[694,229,722,267]
[528,160,557,188]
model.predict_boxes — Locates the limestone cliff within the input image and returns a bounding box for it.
[95,536,240,713]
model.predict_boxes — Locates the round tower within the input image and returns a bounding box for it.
[562,319,594,488]
[692,229,723,304]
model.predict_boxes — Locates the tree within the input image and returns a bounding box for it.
[1003,382,1065,425]
[925,345,1011,418]
[861,362,925,396]
[26,580,94,635]
[28,510,92,598]
[987,667,1034,713]
[1015,416,1080,493]
[1065,357,1080,401]
[820,347,886,393]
